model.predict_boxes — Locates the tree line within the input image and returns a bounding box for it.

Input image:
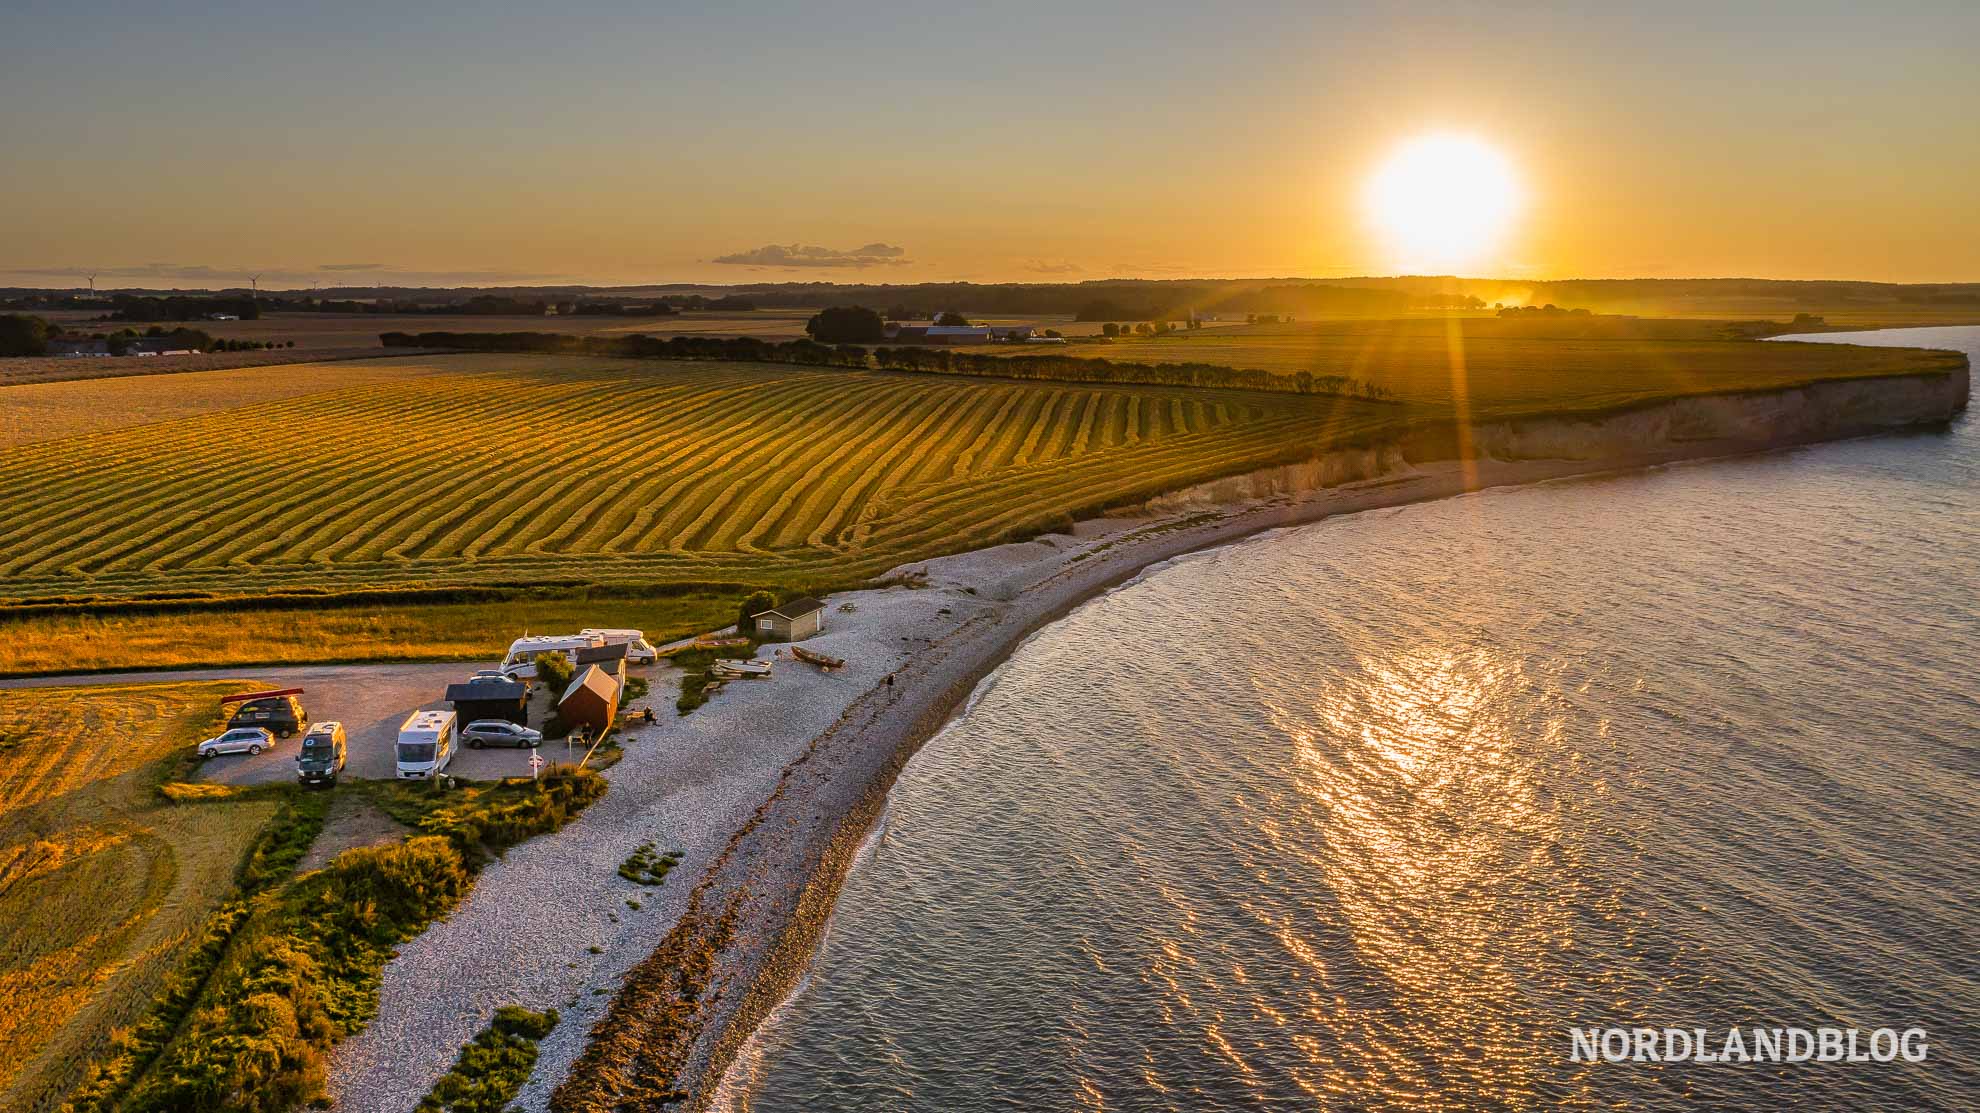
[378,329,1392,400]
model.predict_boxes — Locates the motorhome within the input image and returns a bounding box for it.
[499,633,605,678]
[296,721,348,785]
[396,709,458,779]
[580,628,659,665]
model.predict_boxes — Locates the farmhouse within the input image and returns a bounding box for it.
[883,323,993,345]
[45,339,110,357]
[445,677,529,725]
[125,338,201,356]
[988,325,1035,341]
[750,596,825,642]
[557,665,620,735]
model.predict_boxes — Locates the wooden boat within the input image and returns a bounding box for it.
[710,659,772,679]
[791,645,846,670]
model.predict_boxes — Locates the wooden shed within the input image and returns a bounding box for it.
[750,597,825,642]
[557,665,620,736]
[445,678,529,726]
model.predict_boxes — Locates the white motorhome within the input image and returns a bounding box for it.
[499,633,605,678]
[396,709,458,779]
[580,628,659,664]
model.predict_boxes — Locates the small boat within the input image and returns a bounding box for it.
[711,659,773,679]
[791,645,846,670]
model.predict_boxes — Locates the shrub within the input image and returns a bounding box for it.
[736,590,776,641]
[415,1006,559,1113]
[533,650,574,694]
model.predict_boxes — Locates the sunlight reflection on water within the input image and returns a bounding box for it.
[729,328,1980,1112]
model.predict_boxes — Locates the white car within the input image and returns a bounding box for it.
[198,726,275,757]
[462,720,543,749]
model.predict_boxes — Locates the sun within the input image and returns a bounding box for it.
[1364,133,1522,272]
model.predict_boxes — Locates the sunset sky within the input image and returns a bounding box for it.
[3,0,1976,289]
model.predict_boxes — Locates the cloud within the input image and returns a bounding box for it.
[1022,260,1084,275]
[318,262,388,272]
[711,242,912,268]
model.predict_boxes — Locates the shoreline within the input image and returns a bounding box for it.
[543,363,1971,1112]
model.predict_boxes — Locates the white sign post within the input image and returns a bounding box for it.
[529,751,544,781]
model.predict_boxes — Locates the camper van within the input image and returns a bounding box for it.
[499,633,605,679]
[580,628,659,664]
[396,709,458,779]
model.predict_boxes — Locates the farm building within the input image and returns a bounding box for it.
[125,338,200,356]
[45,339,110,357]
[751,596,825,642]
[883,324,992,345]
[557,665,621,735]
[988,325,1035,341]
[446,677,529,725]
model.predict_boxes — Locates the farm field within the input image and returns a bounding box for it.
[0,682,275,1113]
[0,355,1398,608]
[1044,317,1963,416]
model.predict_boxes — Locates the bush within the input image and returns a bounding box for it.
[533,650,574,694]
[0,313,51,356]
[736,590,776,640]
[415,1006,559,1113]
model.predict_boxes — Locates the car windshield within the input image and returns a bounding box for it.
[302,737,331,753]
[398,742,436,763]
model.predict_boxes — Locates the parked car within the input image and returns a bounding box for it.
[198,726,275,758]
[469,669,510,682]
[296,721,348,785]
[227,693,306,738]
[462,719,543,749]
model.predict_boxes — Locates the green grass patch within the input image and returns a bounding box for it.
[61,768,604,1113]
[671,644,755,715]
[414,1005,559,1113]
[617,843,683,886]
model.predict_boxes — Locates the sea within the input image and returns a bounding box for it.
[719,327,1980,1112]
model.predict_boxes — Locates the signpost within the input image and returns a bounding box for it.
[529,751,544,782]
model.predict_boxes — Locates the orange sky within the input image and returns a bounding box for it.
[3,2,1976,288]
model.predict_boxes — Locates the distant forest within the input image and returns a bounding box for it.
[5,277,1977,322]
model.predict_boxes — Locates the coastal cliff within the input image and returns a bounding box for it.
[1145,367,1970,512]
[547,360,1970,1113]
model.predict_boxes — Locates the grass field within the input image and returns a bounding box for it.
[0,682,274,1113]
[1040,317,1964,417]
[0,330,1961,673]
[0,355,1396,607]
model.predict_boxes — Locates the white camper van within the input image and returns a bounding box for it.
[580,628,659,664]
[396,709,458,779]
[499,633,605,679]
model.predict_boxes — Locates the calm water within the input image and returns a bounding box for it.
[726,328,1980,1112]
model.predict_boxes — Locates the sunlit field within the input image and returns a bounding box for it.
[1044,317,1963,416]
[0,682,274,1113]
[0,356,1394,607]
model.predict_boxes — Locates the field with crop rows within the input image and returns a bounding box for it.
[1044,319,1963,417]
[0,682,275,1112]
[0,356,1397,606]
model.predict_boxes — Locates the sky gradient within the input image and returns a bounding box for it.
[3,0,1976,288]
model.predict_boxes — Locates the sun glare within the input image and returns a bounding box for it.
[1364,134,1522,272]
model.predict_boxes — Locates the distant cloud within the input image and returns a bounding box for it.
[318,262,387,272]
[1022,260,1084,275]
[711,242,912,268]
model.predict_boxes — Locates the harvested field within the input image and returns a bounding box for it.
[0,355,1396,606]
[1039,318,1964,416]
[0,682,275,1113]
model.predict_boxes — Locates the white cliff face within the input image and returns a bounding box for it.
[1143,367,1970,513]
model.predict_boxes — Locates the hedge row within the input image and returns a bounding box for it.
[380,330,1392,399]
